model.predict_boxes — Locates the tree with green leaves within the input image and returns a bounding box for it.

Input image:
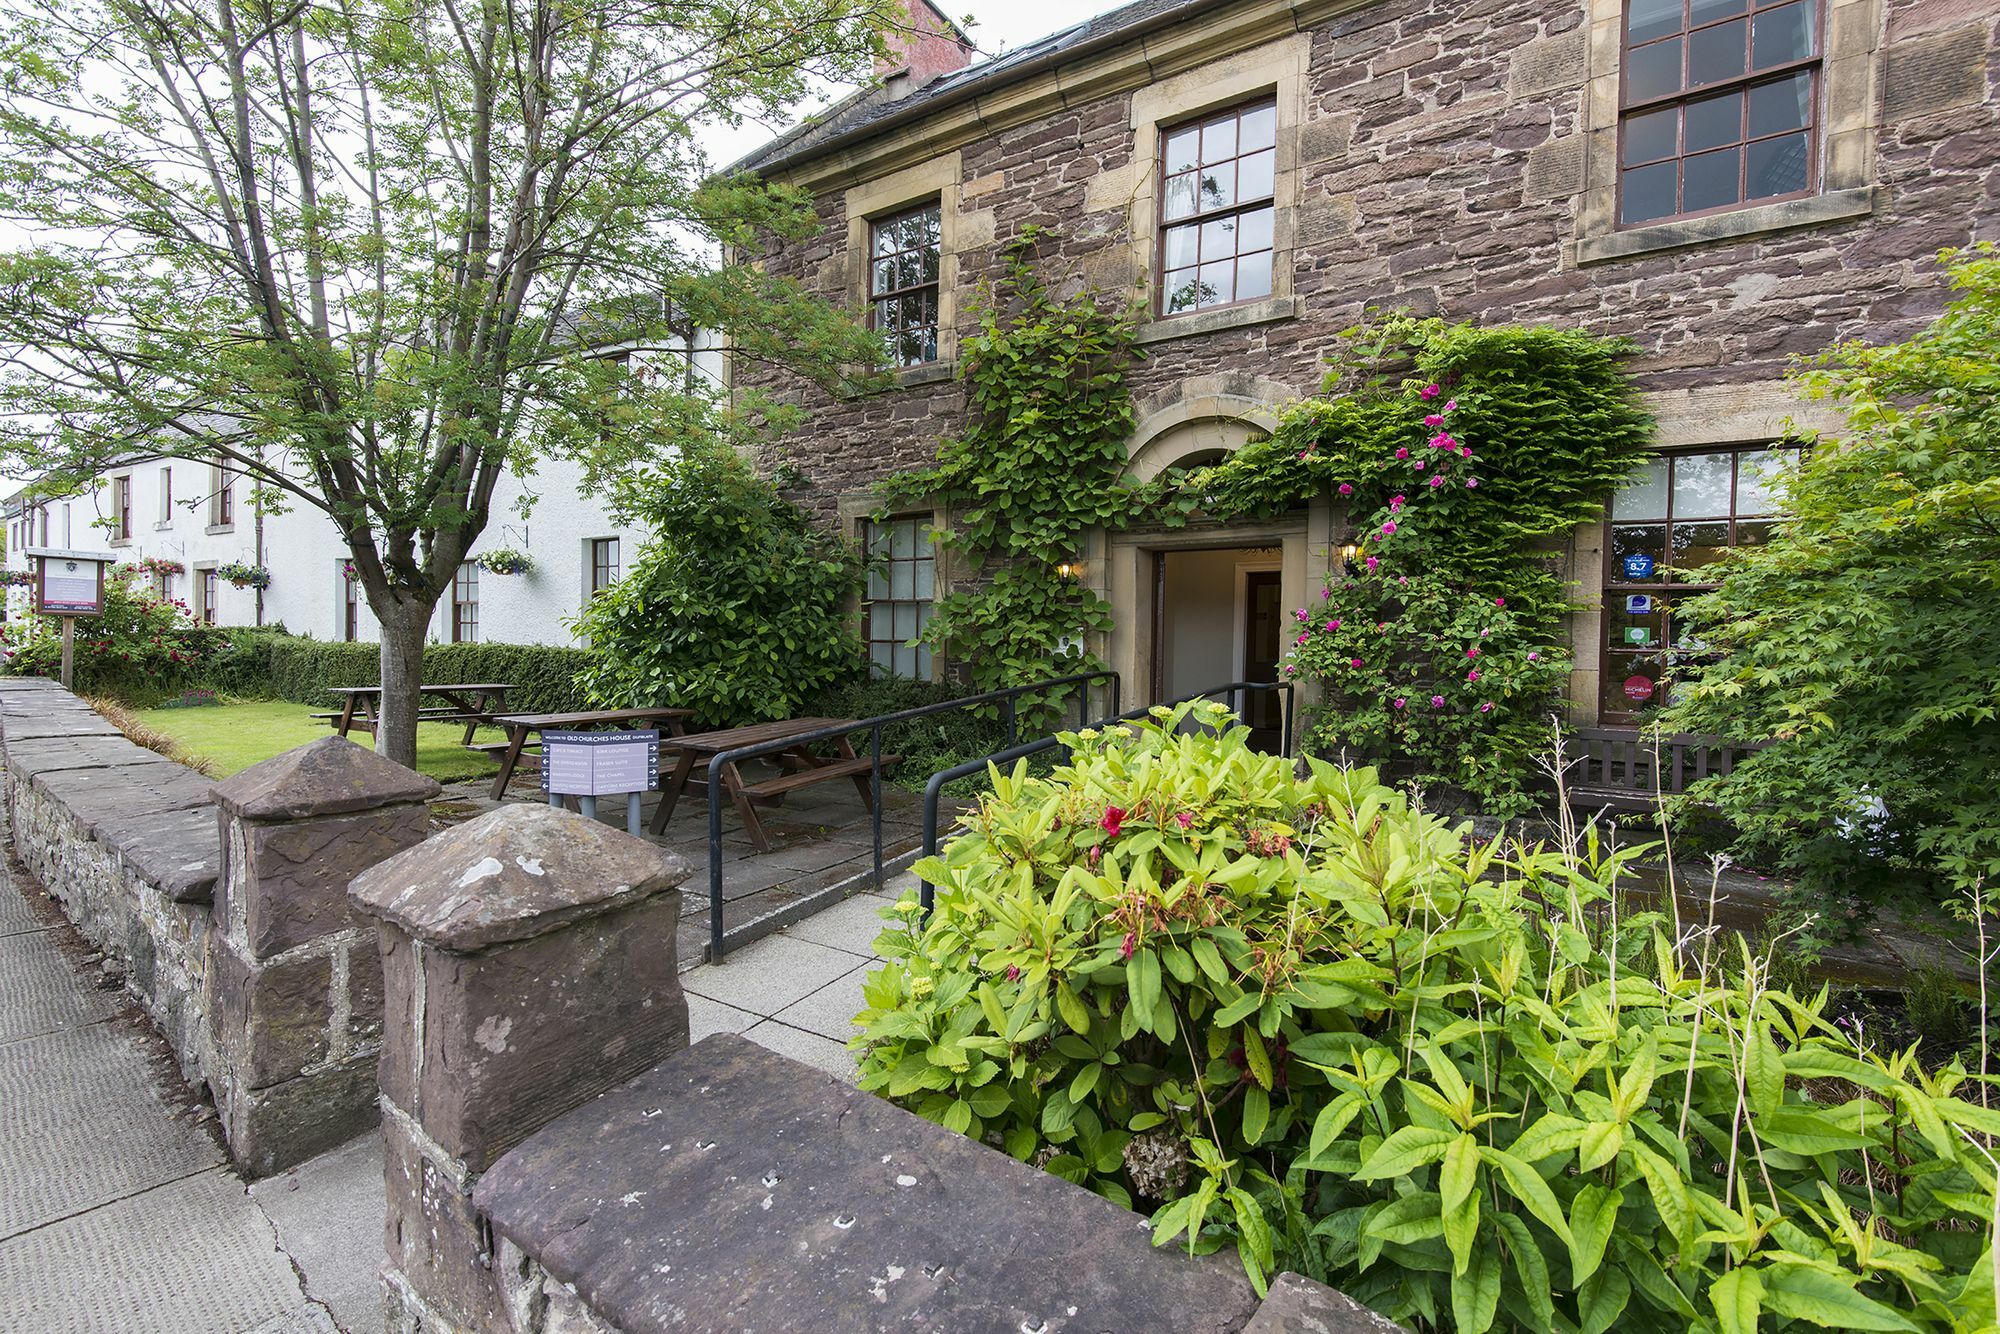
[1665,245,2000,917]
[0,0,893,764]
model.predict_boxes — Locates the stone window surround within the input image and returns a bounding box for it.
[1125,32,1311,345]
[836,490,951,682]
[843,153,963,375]
[1576,0,1879,264]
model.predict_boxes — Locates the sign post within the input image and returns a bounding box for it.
[540,730,660,836]
[23,549,113,691]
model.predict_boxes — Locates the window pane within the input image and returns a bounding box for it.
[888,519,914,559]
[1239,104,1277,152]
[1201,114,1237,162]
[914,206,941,247]
[1751,1,1815,68]
[1625,38,1683,102]
[1623,106,1679,164]
[1670,521,1733,577]
[892,603,916,640]
[1164,128,1200,174]
[1607,592,1669,649]
[914,645,934,679]
[1200,217,1238,262]
[1628,0,1682,45]
[1197,260,1236,306]
[1163,223,1199,269]
[872,224,898,258]
[1748,70,1813,136]
[1688,18,1747,85]
[1236,251,1273,300]
[1689,0,1747,26]
[914,559,934,600]
[1601,655,1665,714]
[1236,206,1274,253]
[1745,130,1809,199]
[866,568,889,599]
[1682,145,1742,211]
[1735,449,1793,513]
[870,641,894,671]
[1620,160,1679,224]
[1612,455,1670,519]
[1684,89,1742,151]
[1198,161,1237,211]
[889,560,913,600]
[1733,517,1781,548]
[871,258,896,295]
[1163,172,1200,221]
[1164,268,1201,312]
[1672,451,1734,517]
[1611,524,1667,581]
[1237,148,1276,202]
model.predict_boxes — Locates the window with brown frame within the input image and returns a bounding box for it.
[342,562,359,642]
[110,476,131,541]
[210,463,234,528]
[1600,445,1798,722]
[1618,0,1821,227]
[862,516,935,680]
[451,562,479,643]
[198,568,218,626]
[869,202,941,368]
[1159,98,1277,317]
[589,537,620,596]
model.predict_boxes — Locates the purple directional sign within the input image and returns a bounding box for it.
[541,730,660,797]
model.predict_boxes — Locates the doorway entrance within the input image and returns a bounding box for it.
[1152,547,1285,748]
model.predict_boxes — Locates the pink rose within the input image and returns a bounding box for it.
[1337,482,1354,496]
[1466,478,1480,489]
[1467,670,1480,682]
[1414,461,1427,472]
[1429,433,1454,450]
[1390,494,1405,510]
[1495,597,1506,608]
[1431,695,1445,708]
[1298,450,1311,460]
[1393,697,1406,709]
[1480,701,1494,713]
[1394,447,1410,460]
[1365,556,1379,572]
[1467,647,1480,658]
[1423,414,1444,427]
[1350,657,1363,668]
[1328,618,1341,629]
[1382,520,1398,535]
[1420,384,1441,401]
[1429,475,1446,488]
[1444,398,1457,411]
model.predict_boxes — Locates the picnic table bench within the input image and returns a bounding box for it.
[650,717,899,852]
[320,683,517,747]
[484,707,695,800]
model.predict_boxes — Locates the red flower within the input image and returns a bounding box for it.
[1100,806,1125,837]
[1121,931,1136,959]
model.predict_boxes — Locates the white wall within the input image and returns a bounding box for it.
[0,335,722,646]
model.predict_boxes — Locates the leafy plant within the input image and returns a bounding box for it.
[1664,247,2000,916]
[1183,319,1653,811]
[1,566,222,693]
[573,441,861,728]
[877,229,1194,726]
[858,706,1997,1332]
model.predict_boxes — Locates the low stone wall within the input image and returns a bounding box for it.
[0,676,437,1175]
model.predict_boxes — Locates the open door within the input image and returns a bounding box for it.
[1242,569,1282,749]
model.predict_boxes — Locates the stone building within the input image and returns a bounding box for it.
[735,0,1997,728]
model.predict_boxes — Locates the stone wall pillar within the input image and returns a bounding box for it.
[350,802,689,1332]
[207,736,441,1176]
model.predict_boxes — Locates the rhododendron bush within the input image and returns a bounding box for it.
[857,708,1998,1332]
[1183,319,1653,814]
[0,565,223,696]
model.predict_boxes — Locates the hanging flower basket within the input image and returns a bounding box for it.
[135,556,186,578]
[216,561,271,590]
[0,570,33,588]
[477,549,535,576]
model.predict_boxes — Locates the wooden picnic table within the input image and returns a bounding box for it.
[324,683,517,746]
[485,707,696,800]
[650,717,897,852]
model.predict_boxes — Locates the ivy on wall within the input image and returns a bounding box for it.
[1184,319,1654,813]
[878,228,1192,721]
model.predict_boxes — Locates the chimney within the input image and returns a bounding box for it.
[875,0,975,96]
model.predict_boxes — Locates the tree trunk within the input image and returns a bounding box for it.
[376,597,432,771]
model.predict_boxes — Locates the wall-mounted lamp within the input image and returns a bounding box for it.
[1338,542,1362,577]
[1055,559,1084,581]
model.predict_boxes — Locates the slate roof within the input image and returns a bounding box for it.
[731,0,1214,176]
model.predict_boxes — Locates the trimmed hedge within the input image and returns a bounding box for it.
[208,631,596,715]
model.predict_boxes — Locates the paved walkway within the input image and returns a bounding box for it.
[0,850,379,1334]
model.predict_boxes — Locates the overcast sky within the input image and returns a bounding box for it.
[703,0,1135,167]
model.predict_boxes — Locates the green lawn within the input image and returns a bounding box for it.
[135,699,503,782]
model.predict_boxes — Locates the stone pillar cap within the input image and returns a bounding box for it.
[351,803,688,951]
[212,735,442,819]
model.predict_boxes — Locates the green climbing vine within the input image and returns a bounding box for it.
[877,229,1192,722]
[1186,318,1655,814]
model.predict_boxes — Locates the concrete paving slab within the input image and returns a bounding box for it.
[741,1019,858,1083]
[0,1019,225,1238]
[0,1166,324,1334]
[770,965,872,1043]
[687,993,757,1042]
[0,928,121,1045]
[249,1134,387,1334]
[0,874,51,937]
[779,894,898,958]
[679,933,863,1014]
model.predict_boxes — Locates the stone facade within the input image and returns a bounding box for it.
[736,0,1999,721]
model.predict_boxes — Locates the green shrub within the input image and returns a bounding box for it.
[859,705,1997,1332]
[1,568,224,698]
[204,630,597,715]
[805,677,1008,790]
[574,442,862,728]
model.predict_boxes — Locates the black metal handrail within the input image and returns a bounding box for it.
[701,670,1119,960]
[915,678,1297,913]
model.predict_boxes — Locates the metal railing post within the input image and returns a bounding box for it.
[870,725,884,891]
[708,782,726,963]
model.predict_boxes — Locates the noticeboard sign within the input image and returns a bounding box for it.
[541,729,660,798]
[26,549,110,615]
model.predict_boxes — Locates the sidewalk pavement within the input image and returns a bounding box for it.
[0,847,381,1334]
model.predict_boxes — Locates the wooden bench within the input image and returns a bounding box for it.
[736,753,898,803]
[1561,727,1761,812]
